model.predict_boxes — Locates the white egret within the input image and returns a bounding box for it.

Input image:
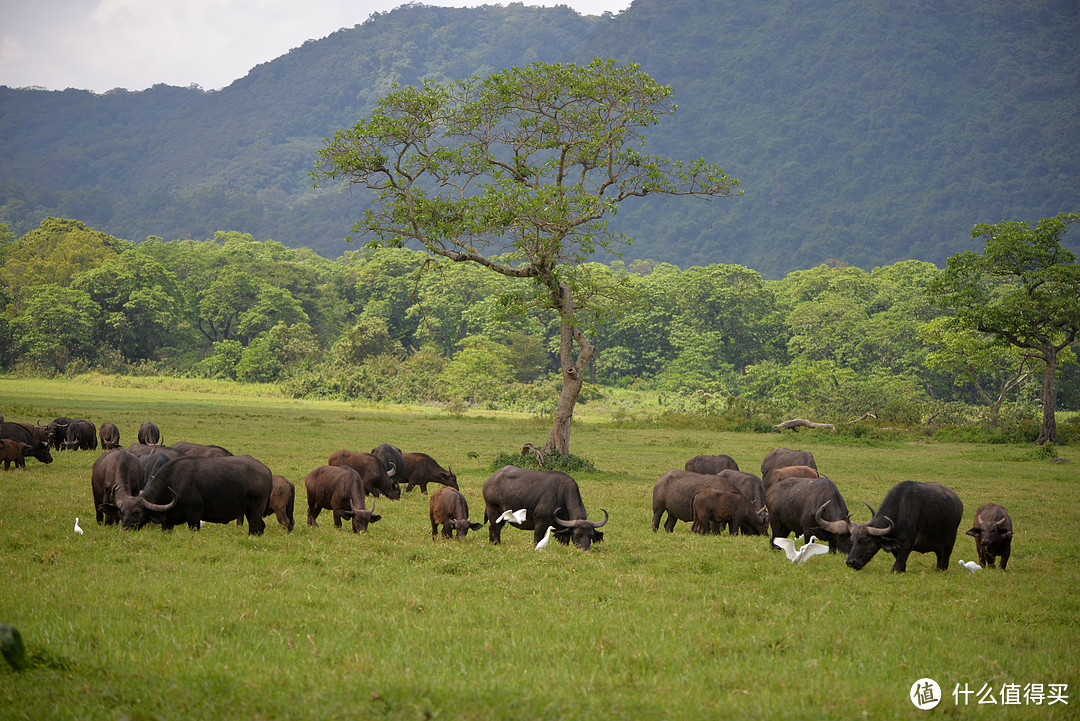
[496,508,527,525]
[535,525,554,550]
[958,559,981,573]
[772,535,829,565]
[73,518,84,535]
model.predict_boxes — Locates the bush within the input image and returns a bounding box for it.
[489,450,598,473]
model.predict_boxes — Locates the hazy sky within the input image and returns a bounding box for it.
[0,0,634,93]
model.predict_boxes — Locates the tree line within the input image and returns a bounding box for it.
[1,216,1077,442]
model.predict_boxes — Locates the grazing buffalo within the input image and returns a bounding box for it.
[760,447,818,477]
[483,466,607,550]
[652,469,763,533]
[372,443,405,479]
[691,488,767,535]
[304,465,382,533]
[328,449,400,499]
[762,464,818,492]
[119,455,274,534]
[171,441,233,457]
[400,452,457,494]
[62,419,97,450]
[766,475,851,553]
[966,503,1013,570]
[817,480,963,573]
[684,454,740,474]
[429,486,483,539]
[91,449,145,524]
[0,422,53,464]
[45,418,73,450]
[0,438,30,470]
[98,422,121,449]
[138,422,161,445]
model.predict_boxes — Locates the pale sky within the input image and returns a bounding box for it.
[0,0,634,93]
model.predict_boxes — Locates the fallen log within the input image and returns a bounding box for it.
[774,419,835,431]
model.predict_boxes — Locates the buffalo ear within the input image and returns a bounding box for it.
[470,522,483,531]
[369,514,382,523]
[593,530,605,543]
[1002,530,1013,539]
[965,527,981,537]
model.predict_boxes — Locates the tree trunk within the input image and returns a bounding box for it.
[1037,346,1058,445]
[543,283,595,457]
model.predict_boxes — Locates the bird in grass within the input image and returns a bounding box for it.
[958,559,982,573]
[773,535,829,565]
[535,525,554,550]
[496,508,527,525]
[73,518,84,535]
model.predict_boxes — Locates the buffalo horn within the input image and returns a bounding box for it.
[386,462,396,478]
[141,490,177,513]
[863,501,878,519]
[552,507,573,527]
[866,516,894,536]
[590,508,609,528]
[815,501,850,535]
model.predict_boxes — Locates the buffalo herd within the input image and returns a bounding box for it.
[1,414,1017,570]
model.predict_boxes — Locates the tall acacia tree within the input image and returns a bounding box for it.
[313,59,740,456]
[929,213,1080,444]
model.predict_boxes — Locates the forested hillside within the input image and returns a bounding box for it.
[1,0,1077,276]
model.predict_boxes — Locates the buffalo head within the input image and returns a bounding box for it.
[552,507,608,551]
[966,516,1012,549]
[119,491,177,529]
[341,499,382,533]
[815,501,889,567]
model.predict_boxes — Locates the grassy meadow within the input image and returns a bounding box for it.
[1,376,1078,720]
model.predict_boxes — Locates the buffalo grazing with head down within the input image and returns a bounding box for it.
[817,480,963,573]
[966,503,1013,570]
[62,419,97,450]
[652,469,766,533]
[328,449,400,499]
[91,449,145,524]
[483,466,607,550]
[98,422,120,450]
[400,452,457,494]
[0,438,31,470]
[0,422,53,464]
[429,486,483,539]
[138,422,161,445]
[304,465,382,533]
[691,488,767,536]
[767,475,851,554]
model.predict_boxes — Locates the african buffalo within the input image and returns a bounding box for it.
[817,480,963,573]
[965,503,1013,570]
[762,464,818,492]
[171,441,233,457]
[766,475,851,553]
[400,452,457,494]
[372,443,405,478]
[429,486,483,539]
[62,419,97,450]
[45,418,73,450]
[0,422,53,464]
[328,449,400,499]
[684,454,740,474]
[760,447,818,477]
[0,438,30,470]
[304,465,382,533]
[119,455,273,534]
[138,422,161,445]
[98,422,121,449]
[483,465,607,550]
[691,488,767,535]
[652,469,764,533]
[91,449,145,524]
[134,445,186,485]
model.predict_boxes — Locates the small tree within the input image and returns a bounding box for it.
[313,59,739,455]
[929,213,1080,444]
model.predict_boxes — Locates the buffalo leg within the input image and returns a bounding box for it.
[663,514,678,532]
[890,548,912,573]
[999,547,1010,571]
[307,506,320,527]
[488,521,502,545]
[246,509,266,536]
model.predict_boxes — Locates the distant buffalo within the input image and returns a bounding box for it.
[966,503,1013,570]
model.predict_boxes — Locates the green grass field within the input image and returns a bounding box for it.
[1,377,1078,720]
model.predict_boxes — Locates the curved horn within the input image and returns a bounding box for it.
[141,489,177,513]
[589,508,609,528]
[995,517,1008,527]
[866,516,894,537]
[863,501,878,519]
[385,462,396,478]
[552,507,574,528]
[815,501,851,535]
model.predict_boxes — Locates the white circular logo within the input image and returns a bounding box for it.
[910,678,942,710]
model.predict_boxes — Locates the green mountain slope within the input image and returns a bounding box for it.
[1,0,1076,276]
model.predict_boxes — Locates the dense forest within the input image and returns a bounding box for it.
[2,218,1077,443]
[1,0,1077,277]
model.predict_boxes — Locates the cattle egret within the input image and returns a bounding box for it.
[535,525,554,550]
[958,559,981,573]
[73,518,84,535]
[773,535,829,565]
[496,508,527,525]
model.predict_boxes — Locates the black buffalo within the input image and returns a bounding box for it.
[328,449,400,499]
[766,475,851,553]
[966,502,1013,570]
[91,449,145,524]
[372,443,405,479]
[400,452,457,494]
[45,417,73,450]
[138,422,162,445]
[304,465,382,533]
[429,486,483,539]
[684,454,740,474]
[62,419,97,450]
[818,480,963,572]
[760,447,818,477]
[483,466,607,550]
[0,422,53,464]
[98,422,121,449]
[119,455,274,534]
[652,469,764,533]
